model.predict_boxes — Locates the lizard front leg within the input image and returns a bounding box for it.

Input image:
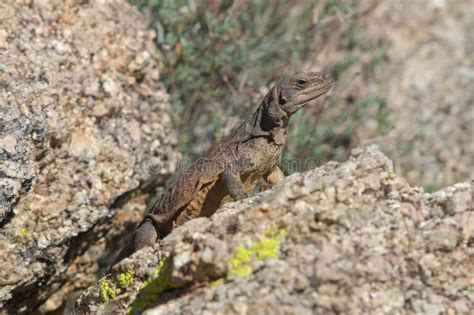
[263,165,285,185]
[222,167,248,201]
[257,165,285,193]
[112,218,157,265]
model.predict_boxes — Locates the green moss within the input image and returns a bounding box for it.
[117,269,134,288]
[99,279,117,303]
[228,228,287,278]
[129,258,179,314]
[17,228,28,239]
[252,228,287,260]
[382,171,396,186]
[210,278,224,287]
[229,245,253,277]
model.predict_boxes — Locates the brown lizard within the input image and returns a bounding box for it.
[113,71,333,264]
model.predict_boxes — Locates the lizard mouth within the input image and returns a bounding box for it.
[283,80,333,113]
[303,77,334,101]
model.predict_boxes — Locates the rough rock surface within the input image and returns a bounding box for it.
[0,0,178,313]
[76,146,473,314]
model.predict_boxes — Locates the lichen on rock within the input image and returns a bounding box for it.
[98,279,117,303]
[228,228,287,278]
[117,269,135,289]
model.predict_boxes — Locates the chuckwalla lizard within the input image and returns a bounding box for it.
[113,71,333,264]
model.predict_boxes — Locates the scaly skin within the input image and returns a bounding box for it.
[113,71,334,264]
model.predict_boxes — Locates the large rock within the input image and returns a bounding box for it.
[0,0,178,313]
[76,146,473,314]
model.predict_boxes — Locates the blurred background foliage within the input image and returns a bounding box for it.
[128,0,390,175]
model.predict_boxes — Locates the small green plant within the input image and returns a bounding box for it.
[335,55,357,74]
[229,245,253,277]
[117,269,135,288]
[251,228,287,260]
[324,0,357,15]
[368,46,387,70]
[130,258,179,313]
[17,228,28,239]
[99,279,117,303]
[228,227,287,278]
[16,227,30,248]
[210,278,224,287]
[423,183,445,193]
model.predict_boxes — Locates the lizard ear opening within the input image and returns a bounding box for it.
[276,87,287,105]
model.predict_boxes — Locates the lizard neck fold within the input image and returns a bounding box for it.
[246,87,288,143]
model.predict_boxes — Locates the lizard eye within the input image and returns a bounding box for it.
[296,79,307,87]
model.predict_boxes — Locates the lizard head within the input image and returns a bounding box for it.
[276,71,333,115]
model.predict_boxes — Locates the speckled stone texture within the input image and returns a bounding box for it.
[76,146,473,315]
[0,0,178,313]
